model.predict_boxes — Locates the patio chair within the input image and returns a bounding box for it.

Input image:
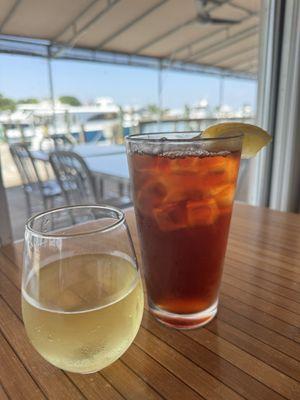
[49,150,132,208]
[0,153,12,246]
[9,143,62,216]
[49,150,96,205]
[39,134,75,151]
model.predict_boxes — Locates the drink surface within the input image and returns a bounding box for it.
[128,149,240,316]
[22,253,143,373]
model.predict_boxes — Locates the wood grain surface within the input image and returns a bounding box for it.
[0,203,299,400]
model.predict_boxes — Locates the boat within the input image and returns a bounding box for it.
[0,97,121,147]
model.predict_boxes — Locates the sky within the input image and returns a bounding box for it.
[0,53,257,111]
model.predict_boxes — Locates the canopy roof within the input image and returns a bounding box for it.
[0,0,260,79]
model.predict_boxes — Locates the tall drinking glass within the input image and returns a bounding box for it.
[22,205,144,373]
[126,132,242,329]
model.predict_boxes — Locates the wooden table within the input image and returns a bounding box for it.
[0,203,299,400]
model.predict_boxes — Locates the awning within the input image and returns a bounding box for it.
[0,0,260,78]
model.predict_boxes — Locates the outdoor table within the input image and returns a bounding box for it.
[31,144,125,162]
[84,154,129,198]
[31,147,129,198]
[85,154,129,180]
[0,203,299,400]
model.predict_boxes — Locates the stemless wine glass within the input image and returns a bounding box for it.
[22,205,144,374]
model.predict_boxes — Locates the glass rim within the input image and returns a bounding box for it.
[126,130,244,143]
[25,204,125,239]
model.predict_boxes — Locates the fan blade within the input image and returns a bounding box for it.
[195,0,241,25]
[195,0,211,19]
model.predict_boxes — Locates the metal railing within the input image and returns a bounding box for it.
[138,117,255,134]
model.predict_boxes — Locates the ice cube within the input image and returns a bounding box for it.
[218,206,233,217]
[199,155,227,172]
[224,156,240,182]
[215,184,235,207]
[201,169,228,190]
[187,198,218,227]
[157,156,171,173]
[195,155,229,190]
[153,202,187,232]
[171,157,200,173]
[157,173,204,204]
[137,179,167,215]
[133,153,157,171]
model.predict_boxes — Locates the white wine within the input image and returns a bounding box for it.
[22,253,144,373]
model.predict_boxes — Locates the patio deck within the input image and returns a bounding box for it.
[6,183,129,240]
[6,185,65,240]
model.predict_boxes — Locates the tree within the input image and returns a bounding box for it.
[146,104,161,115]
[18,98,39,104]
[59,96,81,106]
[0,94,16,111]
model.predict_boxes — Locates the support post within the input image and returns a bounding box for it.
[47,47,56,135]
[218,75,225,110]
[157,63,163,129]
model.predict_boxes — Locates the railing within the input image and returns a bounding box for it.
[138,116,255,134]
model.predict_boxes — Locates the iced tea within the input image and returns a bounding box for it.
[127,133,242,328]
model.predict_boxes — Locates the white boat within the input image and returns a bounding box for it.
[0,97,120,146]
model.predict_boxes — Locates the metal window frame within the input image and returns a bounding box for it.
[269,0,300,212]
[247,0,285,207]
[0,33,255,80]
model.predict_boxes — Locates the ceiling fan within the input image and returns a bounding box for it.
[195,0,241,24]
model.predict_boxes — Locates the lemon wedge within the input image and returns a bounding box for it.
[202,122,272,159]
